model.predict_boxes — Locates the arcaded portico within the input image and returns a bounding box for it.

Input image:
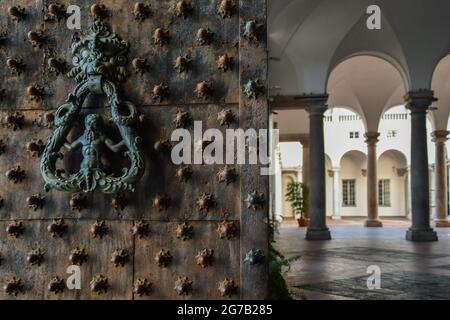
[268,0,450,241]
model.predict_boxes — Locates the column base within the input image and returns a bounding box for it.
[331,216,341,220]
[433,219,450,228]
[405,228,438,242]
[305,228,331,240]
[364,219,383,228]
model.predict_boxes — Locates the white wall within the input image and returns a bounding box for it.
[378,107,410,164]
[274,147,283,221]
[377,153,407,216]
[325,156,333,217]
[324,108,366,167]
[279,142,302,167]
[338,153,367,217]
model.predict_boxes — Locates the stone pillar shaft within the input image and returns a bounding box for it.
[405,90,438,241]
[305,96,331,240]
[365,132,383,227]
[302,141,310,188]
[332,167,341,220]
[407,167,412,219]
[301,140,310,219]
[432,130,450,227]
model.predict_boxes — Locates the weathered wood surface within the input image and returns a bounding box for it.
[0,220,133,300]
[239,0,269,299]
[0,0,268,299]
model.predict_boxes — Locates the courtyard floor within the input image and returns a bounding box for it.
[275,218,450,300]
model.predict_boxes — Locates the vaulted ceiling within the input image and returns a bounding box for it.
[327,56,404,132]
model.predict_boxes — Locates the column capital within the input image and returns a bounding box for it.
[432,130,449,143]
[296,93,329,106]
[404,89,437,111]
[306,105,328,115]
[295,94,328,114]
[331,166,340,172]
[396,168,408,177]
[364,132,380,145]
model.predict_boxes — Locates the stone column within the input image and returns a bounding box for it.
[430,165,436,217]
[274,148,283,221]
[304,95,331,240]
[331,167,341,220]
[364,132,383,227]
[406,166,412,219]
[300,139,310,220]
[432,130,450,227]
[448,160,450,217]
[405,90,438,241]
[301,139,310,188]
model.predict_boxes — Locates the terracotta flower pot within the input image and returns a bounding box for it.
[297,218,308,227]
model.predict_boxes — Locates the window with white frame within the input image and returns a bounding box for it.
[386,130,398,138]
[378,179,391,206]
[342,179,356,207]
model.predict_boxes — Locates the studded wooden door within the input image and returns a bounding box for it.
[0,0,268,300]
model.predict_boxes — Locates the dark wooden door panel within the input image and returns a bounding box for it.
[0,220,133,300]
[0,0,268,299]
[0,0,45,110]
[134,220,240,300]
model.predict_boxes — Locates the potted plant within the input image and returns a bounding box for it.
[285,182,309,227]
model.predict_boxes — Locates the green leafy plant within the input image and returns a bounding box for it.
[285,182,309,219]
[268,219,300,300]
